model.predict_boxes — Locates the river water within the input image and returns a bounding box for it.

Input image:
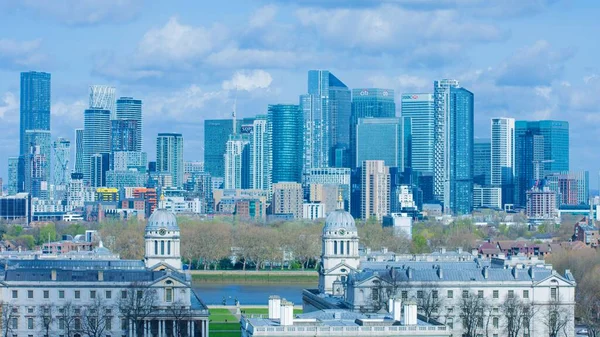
[192,282,315,305]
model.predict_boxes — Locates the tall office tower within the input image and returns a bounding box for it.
[545,171,589,207]
[111,119,140,152]
[7,157,18,195]
[90,153,110,187]
[204,119,235,179]
[250,116,272,192]
[350,88,395,168]
[561,171,589,205]
[473,139,491,186]
[401,116,412,173]
[52,137,71,186]
[514,120,569,207]
[400,93,434,174]
[67,173,85,210]
[156,133,184,188]
[355,118,402,168]
[115,97,142,151]
[224,134,250,190]
[433,79,460,202]
[83,109,111,184]
[361,160,390,221]
[302,70,351,171]
[268,104,303,184]
[74,128,84,174]
[89,85,116,118]
[20,72,51,156]
[491,117,515,206]
[23,130,51,198]
[271,182,303,219]
[443,87,474,215]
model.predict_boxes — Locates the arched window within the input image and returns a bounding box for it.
[154,240,158,255]
[334,241,338,254]
[168,241,171,255]
[161,241,165,255]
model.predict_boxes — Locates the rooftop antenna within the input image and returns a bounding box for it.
[232,87,238,135]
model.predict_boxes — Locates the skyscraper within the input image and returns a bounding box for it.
[111,119,140,152]
[23,129,51,198]
[443,87,474,215]
[303,70,351,171]
[204,119,235,179]
[224,134,250,190]
[250,116,271,192]
[473,139,491,186]
[433,79,460,202]
[52,137,71,186]
[156,133,184,188]
[115,97,143,151]
[268,104,303,184]
[491,118,515,206]
[83,109,111,184]
[89,85,116,118]
[74,129,84,175]
[361,160,390,221]
[355,118,402,168]
[20,71,51,156]
[400,93,434,174]
[7,157,18,195]
[514,120,569,206]
[350,88,396,168]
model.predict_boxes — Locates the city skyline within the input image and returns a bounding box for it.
[0,1,598,186]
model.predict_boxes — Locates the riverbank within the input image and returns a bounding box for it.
[191,270,318,283]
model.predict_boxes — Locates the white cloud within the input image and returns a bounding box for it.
[222,70,273,92]
[0,92,18,119]
[144,85,229,122]
[0,38,46,68]
[249,5,278,28]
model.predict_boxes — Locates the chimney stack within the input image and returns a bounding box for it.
[528,266,535,280]
[268,296,281,320]
[279,300,294,326]
[483,266,489,279]
[512,266,518,279]
[437,266,443,279]
[403,301,417,325]
[392,297,402,321]
[51,269,57,281]
[98,270,104,281]
[406,267,413,279]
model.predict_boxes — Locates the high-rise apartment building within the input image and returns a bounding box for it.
[271,182,303,219]
[302,70,351,171]
[473,139,491,186]
[89,85,116,118]
[224,134,250,190]
[443,87,474,215]
[355,118,402,168]
[111,119,140,152]
[83,109,111,184]
[350,88,396,168]
[268,104,303,184]
[250,116,271,192]
[491,118,515,206]
[23,130,51,198]
[20,71,51,156]
[433,79,460,202]
[7,157,18,195]
[361,160,390,221]
[115,97,143,151]
[74,128,84,174]
[156,133,184,188]
[514,120,569,207]
[204,119,235,179]
[400,93,434,174]
[52,137,71,186]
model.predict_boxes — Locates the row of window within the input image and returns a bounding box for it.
[12,289,122,300]
[374,288,559,301]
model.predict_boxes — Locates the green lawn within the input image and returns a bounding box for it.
[209,309,238,323]
[210,323,240,331]
[211,332,240,337]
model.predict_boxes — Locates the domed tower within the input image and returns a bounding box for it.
[144,208,182,271]
[318,196,360,295]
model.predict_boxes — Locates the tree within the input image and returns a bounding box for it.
[416,287,445,323]
[37,304,55,337]
[82,296,113,337]
[501,295,536,337]
[459,291,489,337]
[577,265,600,337]
[37,223,58,245]
[166,300,192,337]
[59,301,82,337]
[100,219,145,259]
[544,298,571,337]
[366,267,403,312]
[118,282,158,337]
[1,301,17,337]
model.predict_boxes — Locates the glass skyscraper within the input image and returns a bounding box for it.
[111,120,140,152]
[473,138,491,186]
[74,128,84,174]
[156,133,184,188]
[268,104,303,184]
[89,85,116,118]
[116,97,143,152]
[444,87,474,215]
[23,130,51,198]
[7,157,18,195]
[514,120,569,206]
[401,93,434,174]
[83,109,111,184]
[355,117,402,169]
[20,71,51,156]
[350,88,395,168]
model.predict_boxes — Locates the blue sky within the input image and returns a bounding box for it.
[0,0,599,185]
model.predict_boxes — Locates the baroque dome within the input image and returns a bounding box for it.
[146,208,179,231]
[323,208,356,233]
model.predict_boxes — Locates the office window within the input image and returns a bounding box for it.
[106,290,112,299]
[74,290,81,299]
[12,290,17,299]
[59,290,65,299]
[59,318,65,329]
[417,290,423,299]
[523,290,529,299]
[372,288,379,301]
[493,290,499,299]
[121,290,127,299]
[43,290,49,299]
[493,317,499,328]
[27,290,33,299]
[401,291,408,299]
[106,308,112,315]
[90,290,96,299]
[432,290,438,299]
[27,307,34,314]
[136,290,143,299]
[165,288,173,302]
[447,290,454,299]
[121,318,128,330]
[508,290,514,299]
[75,318,81,330]
[478,290,484,298]
[106,317,112,330]
[551,287,557,301]
[11,317,18,329]
[462,290,469,298]
[447,307,454,314]
[28,317,34,329]
[11,307,18,314]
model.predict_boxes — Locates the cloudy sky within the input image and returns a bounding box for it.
[0,0,599,185]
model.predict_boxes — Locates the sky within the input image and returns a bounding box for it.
[0,0,599,186]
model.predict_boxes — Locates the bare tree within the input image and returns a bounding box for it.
[1,301,17,337]
[59,301,81,337]
[416,287,445,323]
[544,298,571,337]
[459,291,489,337]
[167,300,192,337]
[118,282,158,337]
[576,265,600,337]
[501,295,536,337]
[366,267,403,312]
[82,296,113,337]
[37,304,55,337]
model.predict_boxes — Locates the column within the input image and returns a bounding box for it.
[172,320,175,336]
[190,320,195,337]
[187,320,191,336]
[143,320,148,337]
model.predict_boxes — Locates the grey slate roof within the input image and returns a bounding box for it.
[4,259,146,270]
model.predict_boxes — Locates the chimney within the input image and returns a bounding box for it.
[457,247,463,254]
[528,267,535,280]
[98,270,104,281]
[440,247,446,254]
[482,266,489,279]
[382,247,388,254]
[512,266,518,279]
[406,267,413,279]
[403,301,417,325]
[392,297,402,321]
[388,297,394,312]
[279,300,294,326]
[268,296,281,320]
[51,269,57,281]
[437,266,443,279]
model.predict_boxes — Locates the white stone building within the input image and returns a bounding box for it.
[0,208,209,337]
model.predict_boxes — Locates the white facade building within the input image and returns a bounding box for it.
[303,202,326,220]
[473,186,502,209]
[224,134,250,190]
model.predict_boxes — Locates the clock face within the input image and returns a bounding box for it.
[159,228,167,236]
[339,229,346,235]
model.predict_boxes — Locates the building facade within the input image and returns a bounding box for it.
[271,182,303,219]
[361,160,390,221]
[473,186,502,209]
[473,138,491,186]
[115,97,143,152]
[355,118,402,169]
[7,157,18,195]
[52,137,71,187]
[433,79,459,202]
[23,129,51,198]
[400,93,434,174]
[491,118,515,206]
[89,85,116,117]
[268,104,303,184]
[83,109,111,184]
[156,133,184,188]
